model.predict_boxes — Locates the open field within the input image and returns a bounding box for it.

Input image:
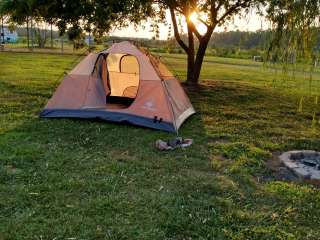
[1,52,320,239]
[158,53,320,95]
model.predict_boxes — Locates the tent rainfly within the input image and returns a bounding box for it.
[40,41,195,132]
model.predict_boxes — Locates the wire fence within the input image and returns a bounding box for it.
[0,25,104,55]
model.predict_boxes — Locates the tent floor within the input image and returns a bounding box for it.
[106,96,134,110]
[106,103,129,110]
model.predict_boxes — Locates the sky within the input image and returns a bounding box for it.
[10,9,269,40]
[110,10,269,40]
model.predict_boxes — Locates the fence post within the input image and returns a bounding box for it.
[50,23,53,48]
[31,17,34,51]
[26,17,30,48]
[1,16,5,45]
[61,38,64,54]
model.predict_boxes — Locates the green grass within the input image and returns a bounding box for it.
[1,52,320,240]
[159,53,320,95]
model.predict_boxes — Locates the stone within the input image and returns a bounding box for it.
[279,150,320,181]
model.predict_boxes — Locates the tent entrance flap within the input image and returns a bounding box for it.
[105,53,140,109]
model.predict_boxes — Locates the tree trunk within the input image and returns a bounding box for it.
[30,17,34,51]
[189,40,209,85]
[169,7,214,86]
[185,43,207,86]
[186,29,213,86]
[26,17,30,48]
[50,23,53,48]
[186,21,195,85]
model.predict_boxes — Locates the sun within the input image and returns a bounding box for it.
[187,11,208,35]
[188,12,198,23]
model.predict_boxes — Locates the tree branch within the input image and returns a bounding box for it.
[210,0,219,23]
[198,17,210,27]
[169,6,189,53]
[217,0,251,24]
[188,20,203,40]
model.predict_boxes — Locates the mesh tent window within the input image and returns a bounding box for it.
[106,54,140,98]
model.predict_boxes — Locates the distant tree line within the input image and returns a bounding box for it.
[210,31,268,49]
[12,27,269,50]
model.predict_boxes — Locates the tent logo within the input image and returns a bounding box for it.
[142,100,156,112]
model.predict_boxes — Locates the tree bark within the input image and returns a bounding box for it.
[189,42,207,85]
[186,21,195,85]
[188,29,213,85]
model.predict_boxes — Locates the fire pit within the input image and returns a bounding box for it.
[279,150,320,180]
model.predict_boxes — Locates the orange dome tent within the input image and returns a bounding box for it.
[41,41,195,132]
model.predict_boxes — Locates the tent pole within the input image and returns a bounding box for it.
[162,80,179,136]
[88,30,91,52]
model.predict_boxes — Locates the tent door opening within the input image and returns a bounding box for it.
[105,53,140,109]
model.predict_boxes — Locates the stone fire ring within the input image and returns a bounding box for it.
[279,150,320,181]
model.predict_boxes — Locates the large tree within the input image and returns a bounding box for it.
[156,0,263,86]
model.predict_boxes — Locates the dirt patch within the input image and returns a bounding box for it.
[208,136,231,145]
[3,165,22,175]
[213,154,230,161]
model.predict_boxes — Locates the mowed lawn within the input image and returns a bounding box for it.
[0,52,320,240]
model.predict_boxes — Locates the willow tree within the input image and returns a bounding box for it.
[266,0,320,128]
[266,0,320,65]
[265,0,320,100]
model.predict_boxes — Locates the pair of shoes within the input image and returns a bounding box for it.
[167,137,183,148]
[155,138,193,151]
[180,138,193,148]
[155,139,173,151]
